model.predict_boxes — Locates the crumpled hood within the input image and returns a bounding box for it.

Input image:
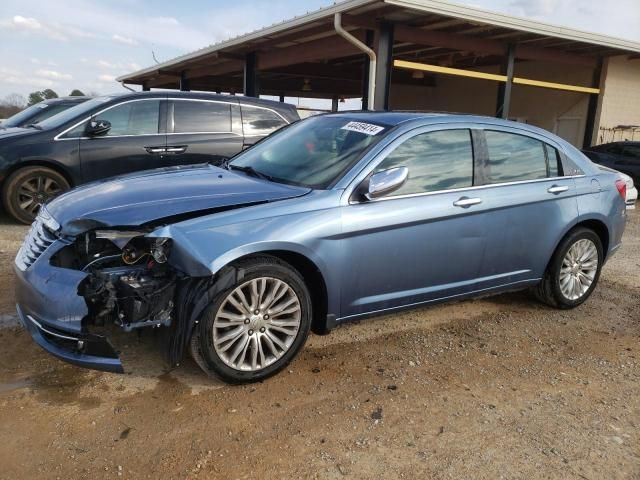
[46,164,311,235]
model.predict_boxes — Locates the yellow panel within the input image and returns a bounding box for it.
[393,59,600,95]
[512,77,599,94]
[394,59,507,82]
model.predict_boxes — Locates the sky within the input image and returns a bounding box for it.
[1,0,639,104]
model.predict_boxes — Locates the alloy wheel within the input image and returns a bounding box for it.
[17,175,63,217]
[559,238,599,301]
[212,277,302,371]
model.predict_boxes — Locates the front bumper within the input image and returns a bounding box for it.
[17,305,123,373]
[14,239,124,374]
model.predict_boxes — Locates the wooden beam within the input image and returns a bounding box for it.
[264,62,363,82]
[393,25,597,68]
[184,60,243,80]
[257,34,364,70]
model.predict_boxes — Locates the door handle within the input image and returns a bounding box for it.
[165,146,187,154]
[453,197,482,208]
[547,185,569,194]
[145,146,166,154]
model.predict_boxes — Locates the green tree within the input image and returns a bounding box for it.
[28,91,45,106]
[42,89,58,100]
[27,89,58,105]
[69,89,85,96]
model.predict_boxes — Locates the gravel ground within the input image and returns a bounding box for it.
[0,210,638,479]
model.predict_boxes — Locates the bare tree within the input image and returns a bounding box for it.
[0,93,28,118]
[4,93,27,109]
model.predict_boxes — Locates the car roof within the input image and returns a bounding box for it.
[97,90,291,105]
[43,96,92,104]
[94,91,298,120]
[324,111,555,136]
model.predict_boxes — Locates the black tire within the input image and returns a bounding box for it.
[2,166,70,224]
[535,227,603,309]
[192,255,312,384]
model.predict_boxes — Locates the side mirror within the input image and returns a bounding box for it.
[364,166,409,200]
[86,119,111,137]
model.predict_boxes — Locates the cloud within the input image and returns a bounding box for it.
[508,0,560,16]
[112,34,138,46]
[150,16,180,26]
[36,69,72,80]
[97,59,116,69]
[97,74,115,83]
[0,68,56,88]
[94,59,141,72]
[0,14,94,41]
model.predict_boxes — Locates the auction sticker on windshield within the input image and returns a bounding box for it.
[341,121,385,136]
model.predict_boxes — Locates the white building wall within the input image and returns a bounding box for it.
[594,55,640,144]
[389,60,594,147]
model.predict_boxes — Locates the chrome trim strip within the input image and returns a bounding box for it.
[166,131,242,136]
[350,175,585,204]
[26,315,79,342]
[55,97,290,140]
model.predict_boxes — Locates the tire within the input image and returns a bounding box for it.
[193,255,312,383]
[535,227,603,309]
[2,166,70,224]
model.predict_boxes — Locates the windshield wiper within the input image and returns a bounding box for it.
[25,123,43,130]
[227,164,274,181]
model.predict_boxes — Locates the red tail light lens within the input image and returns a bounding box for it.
[615,179,627,200]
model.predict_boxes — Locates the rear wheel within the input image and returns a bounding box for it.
[535,227,603,309]
[193,256,312,383]
[2,166,70,224]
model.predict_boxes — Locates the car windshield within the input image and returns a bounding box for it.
[36,96,112,130]
[1,102,78,128]
[229,116,390,188]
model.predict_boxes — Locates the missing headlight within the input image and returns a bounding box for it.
[151,238,171,263]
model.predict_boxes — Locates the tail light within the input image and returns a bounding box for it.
[615,179,627,200]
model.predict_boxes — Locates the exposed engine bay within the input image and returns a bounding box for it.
[52,230,177,333]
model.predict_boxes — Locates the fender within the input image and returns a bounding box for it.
[150,202,343,316]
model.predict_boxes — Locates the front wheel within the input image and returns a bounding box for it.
[193,256,312,383]
[2,166,70,224]
[535,227,603,309]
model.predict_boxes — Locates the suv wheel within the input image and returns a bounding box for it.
[193,256,312,383]
[535,227,603,309]
[2,166,70,224]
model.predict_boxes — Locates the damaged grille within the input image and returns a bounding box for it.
[15,219,58,271]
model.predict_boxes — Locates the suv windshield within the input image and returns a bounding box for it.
[2,103,72,128]
[229,116,390,188]
[36,96,113,130]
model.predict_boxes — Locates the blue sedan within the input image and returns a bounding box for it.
[14,112,627,383]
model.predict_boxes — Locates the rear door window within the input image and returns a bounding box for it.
[484,130,548,183]
[374,129,474,196]
[241,106,287,136]
[172,100,232,133]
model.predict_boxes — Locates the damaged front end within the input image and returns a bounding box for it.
[56,229,177,332]
[15,219,191,374]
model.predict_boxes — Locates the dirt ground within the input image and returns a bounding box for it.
[0,209,639,480]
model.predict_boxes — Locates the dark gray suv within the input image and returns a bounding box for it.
[0,92,299,223]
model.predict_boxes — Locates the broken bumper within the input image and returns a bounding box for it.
[17,305,123,373]
[14,240,123,374]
